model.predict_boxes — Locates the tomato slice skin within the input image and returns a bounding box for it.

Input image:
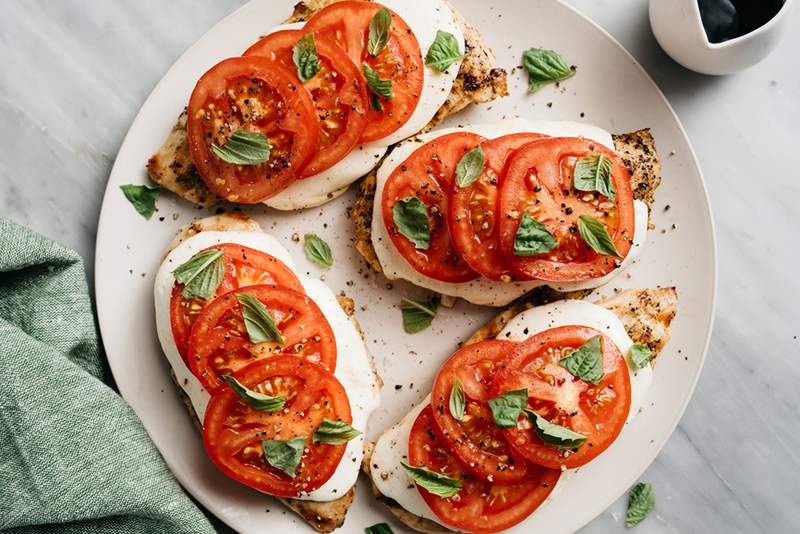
[497,137,635,281]
[203,356,351,497]
[492,325,632,469]
[431,340,539,484]
[382,132,484,283]
[169,243,303,363]
[449,133,549,281]
[187,56,319,203]
[188,285,337,393]
[408,405,560,533]
[303,1,424,143]
[244,30,369,178]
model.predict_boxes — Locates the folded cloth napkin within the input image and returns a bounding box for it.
[0,219,216,534]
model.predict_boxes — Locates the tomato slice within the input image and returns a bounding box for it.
[187,56,319,203]
[188,285,337,393]
[492,325,632,469]
[244,30,369,178]
[431,340,539,484]
[169,243,303,363]
[497,137,635,281]
[203,356,351,497]
[303,1,423,142]
[408,405,560,533]
[449,133,549,281]
[382,132,483,283]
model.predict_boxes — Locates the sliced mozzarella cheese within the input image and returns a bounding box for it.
[371,119,649,306]
[154,230,380,502]
[263,0,464,210]
[370,300,652,526]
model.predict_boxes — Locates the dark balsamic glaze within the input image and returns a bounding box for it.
[698,0,785,43]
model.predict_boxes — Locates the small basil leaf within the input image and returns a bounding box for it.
[401,462,462,498]
[262,436,306,478]
[211,130,271,165]
[488,389,528,428]
[449,379,465,421]
[236,292,285,344]
[455,145,485,188]
[514,213,557,256]
[526,410,587,449]
[172,249,225,300]
[558,336,604,385]
[392,197,430,249]
[304,233,333,268]
[628,343,652,370]
[370,92,383,112]
[400,296,439,334]
[577,215,622,258]
[368,7,392,57]
[425,30,463,72]
[221,375,286,412]
[120,184,160,220]
[522,47,576,93]
[365,523,393,534]
[312,418,362,444]
[362,63,393,99]
[573,154,615,200]
[293,32,320,83]
[626,482,655,528]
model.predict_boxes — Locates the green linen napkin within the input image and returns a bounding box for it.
[0,218,216,534]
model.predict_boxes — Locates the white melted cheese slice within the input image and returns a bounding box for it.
[154,230,380,502]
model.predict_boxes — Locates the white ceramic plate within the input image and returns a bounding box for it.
[95,0,716,532]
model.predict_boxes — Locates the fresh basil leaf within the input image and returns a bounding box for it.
[628,343,652,370]
[449,379,465,421]
[365,523,393,534]
[400,296,439,334]
[455,145,485,188]
[312,418,362,444]
[425,30,463,72]
[401,462,462,498]
[488,389,528,428]
[120,184,160,220]
[626,482,655,528]
[574,154,615,200]
[368,7,392,56]
[211,130,271,165]
[558,336,604,385]
[392,197,430,250]
[304,234,333,268]
[526,410,587,449]
[262,436,306,478]
[172,249,225,300]
[362,63,393,99]
[221,375,286,412]
[293,32,320,82]
[577,215,622,258]
[522,47,576,93]
[236,292,285,344]
[514,213,557,256]
[370,92,383,112]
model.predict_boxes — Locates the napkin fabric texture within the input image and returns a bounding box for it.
[0,218,216,534]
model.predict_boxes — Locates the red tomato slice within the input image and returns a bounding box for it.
[492,325,632,469]
[408,405,560,533]
[170,243,303,363]
[187,56,319,203]
[497,137,635,281]
[449,133,549,281]
[304,1,424,142]
[431,340,539,484]
[244,30,369,178]
[203,356,351,497]
[188,285,337,393]
[382,132,483,283]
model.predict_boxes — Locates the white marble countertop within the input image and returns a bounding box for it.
[2,1,798,532]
